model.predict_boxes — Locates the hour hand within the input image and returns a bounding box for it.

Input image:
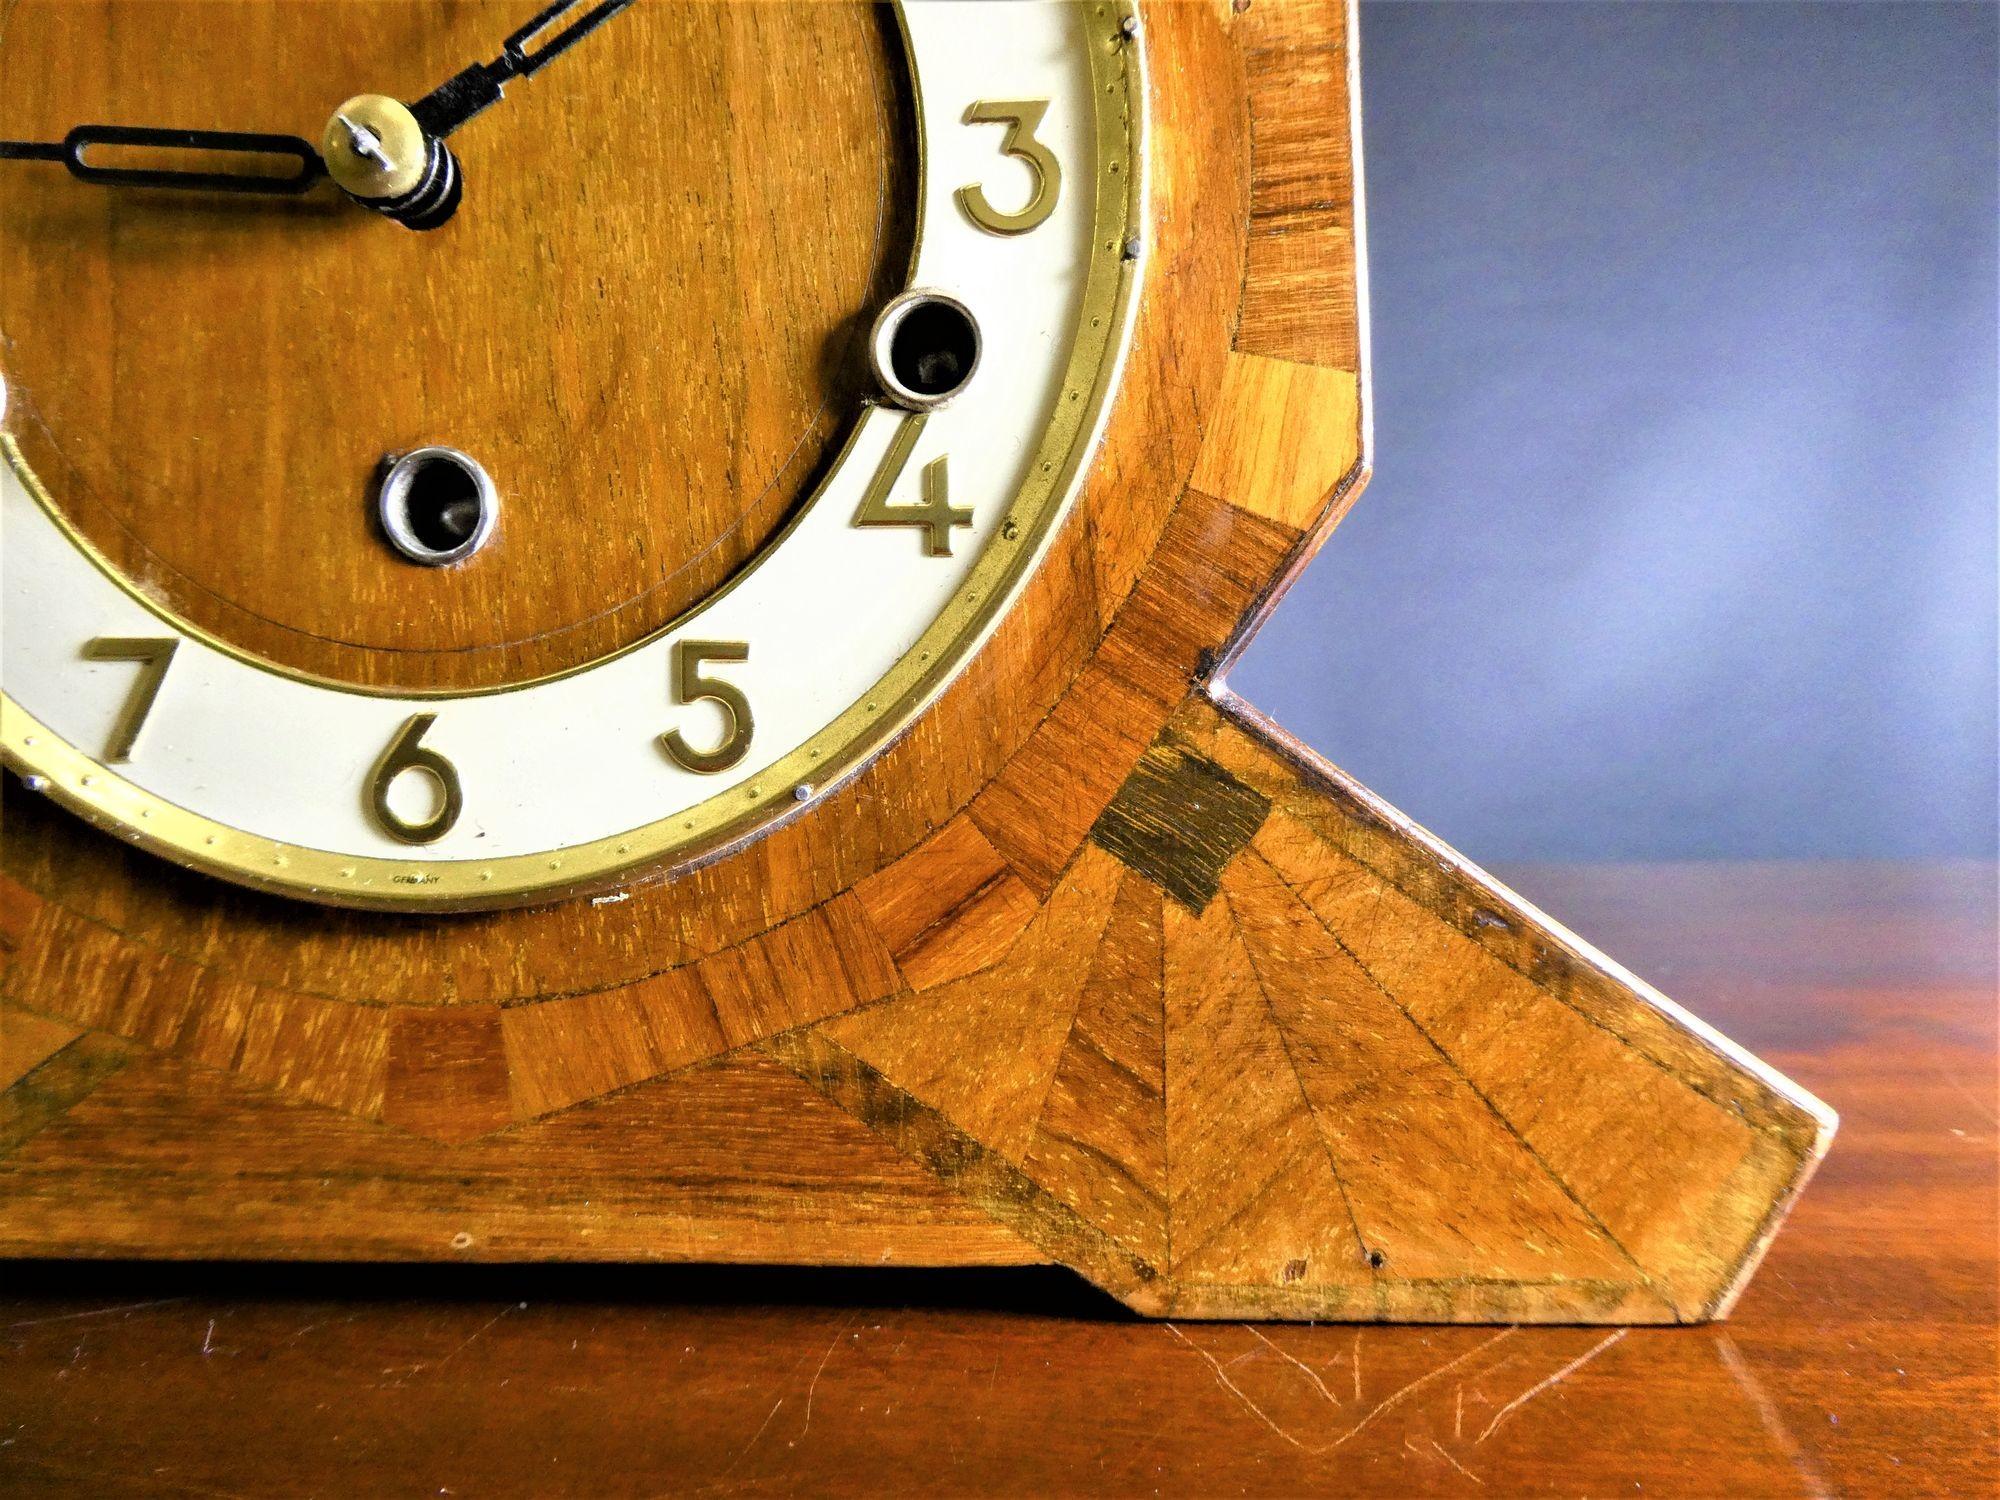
[0,125,324,196]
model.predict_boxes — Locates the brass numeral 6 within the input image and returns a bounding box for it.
[661,641,753,774]
[956,98,1061,236]
[368,713,463,845]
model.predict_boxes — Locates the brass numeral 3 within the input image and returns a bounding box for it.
[956,98,1061,235]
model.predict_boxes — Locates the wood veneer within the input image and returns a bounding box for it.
[0,0,1833,1321]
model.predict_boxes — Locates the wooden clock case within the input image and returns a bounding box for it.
[0,0,1834,1322]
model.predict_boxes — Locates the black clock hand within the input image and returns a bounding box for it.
[0,3,627,216]
[409,0,640,140]
[0,124,324,196]
[320,0,637,231]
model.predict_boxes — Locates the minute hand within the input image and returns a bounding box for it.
[409,0,638,139]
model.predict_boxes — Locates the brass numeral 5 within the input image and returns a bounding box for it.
[368,714,463,845]
[662,641,753,774]
[956,98,1061,236]
[81,636,178,762]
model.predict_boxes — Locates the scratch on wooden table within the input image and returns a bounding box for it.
[1351,1328,1363,1401]
[44,1337,88,1380]
[704,1324,845,1491]
[1716,1332,1834,1500]
[1247,1324,1343,1406]
[1476,1330,1626,1444]
[1338,1329,1518,1447]
[796,1312,856,1442]
[727,1394,786,1474]
[5,1298,187,1329]
[432,1302,520,1374]
[1165,1324,1310,1450]
[1405,1431,1486,1486]
[1431,1437,1484,1486]
[283,1314,358,1346]
[1168,1325,1519,1454]
[1933,1066,2000,1129]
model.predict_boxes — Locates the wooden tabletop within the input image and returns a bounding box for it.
[3,861,1993,1497]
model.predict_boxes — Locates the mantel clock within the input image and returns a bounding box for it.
[0,0,1832,1321]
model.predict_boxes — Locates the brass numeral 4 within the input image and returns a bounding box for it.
[851,413,971,557]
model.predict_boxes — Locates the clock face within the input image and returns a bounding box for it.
[0,0,1145,909]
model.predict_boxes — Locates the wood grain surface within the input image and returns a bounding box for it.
[1,0,1835,1321]
[0,0,909,688]
[0,862,1989,1497]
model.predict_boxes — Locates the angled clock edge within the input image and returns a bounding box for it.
[1189,689,1839,1322]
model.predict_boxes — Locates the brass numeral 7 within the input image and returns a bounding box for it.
[81,636,179,762]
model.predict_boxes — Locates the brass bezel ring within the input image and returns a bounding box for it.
[0,2,1149,911]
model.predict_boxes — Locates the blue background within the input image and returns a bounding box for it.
[1231,1,1997,861]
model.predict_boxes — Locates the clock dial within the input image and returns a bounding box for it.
[0,0,910,689]
[0,0,1146,909]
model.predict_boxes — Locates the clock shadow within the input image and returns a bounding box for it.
[0,1258,1133,1322]
[8,185,354,241]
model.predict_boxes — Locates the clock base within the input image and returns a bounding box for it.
[0,689,1832,1322]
